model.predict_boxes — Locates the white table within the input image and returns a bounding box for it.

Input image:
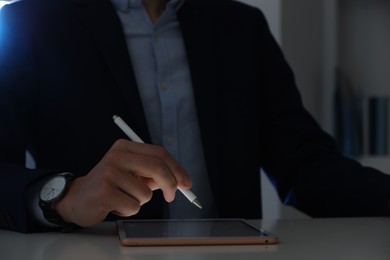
[1,217,389,260]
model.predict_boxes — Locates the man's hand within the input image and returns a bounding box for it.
[54,139,192,227]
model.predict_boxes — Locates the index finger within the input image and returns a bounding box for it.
[112,140,192,201]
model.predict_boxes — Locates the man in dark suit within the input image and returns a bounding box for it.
[1,0,390,233]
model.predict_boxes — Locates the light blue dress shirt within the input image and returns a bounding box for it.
[112,0,216,218]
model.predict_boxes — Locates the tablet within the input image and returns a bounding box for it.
[116,219,278,246]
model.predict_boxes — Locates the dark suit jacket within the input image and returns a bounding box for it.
[1,0,390,233]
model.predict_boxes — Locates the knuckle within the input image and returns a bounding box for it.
[129,204,141,215]
[96,181,113,199]
[104,149,124,164]
[139,189,153,205]
[167,181,177,190]
[152,162,177,187]
[114,138,128,148]
[150,160,166,175]
[98,166,117,182]
[154,146,170,159]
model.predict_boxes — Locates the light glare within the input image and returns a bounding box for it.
[0,1,15,10]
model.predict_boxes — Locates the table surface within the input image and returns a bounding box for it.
[1,217,389,260]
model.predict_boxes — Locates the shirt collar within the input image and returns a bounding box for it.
[111,0,184,13]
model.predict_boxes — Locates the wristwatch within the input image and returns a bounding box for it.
[39,172,75,226]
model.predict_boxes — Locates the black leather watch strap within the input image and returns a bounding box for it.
[39,172,75,228]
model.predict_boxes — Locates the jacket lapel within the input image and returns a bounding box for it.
[73,0,219,178]
[74,0,151,141]
[178,2,219,187]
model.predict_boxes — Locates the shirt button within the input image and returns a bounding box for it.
[153,31,159,40]
[166,137,174,145]
[160,82,169,90]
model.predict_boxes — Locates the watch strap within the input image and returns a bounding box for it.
[39,172,75,228]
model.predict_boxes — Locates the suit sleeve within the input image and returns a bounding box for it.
[0,4,61,233]
[256,9,390,217]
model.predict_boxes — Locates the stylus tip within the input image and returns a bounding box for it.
[193,199,203,209]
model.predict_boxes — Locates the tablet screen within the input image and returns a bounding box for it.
[117,219,278,246]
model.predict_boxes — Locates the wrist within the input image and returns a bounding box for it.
[39,172,76,227]
[53,179,75,225]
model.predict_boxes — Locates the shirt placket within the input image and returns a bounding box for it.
[153,27,179,159]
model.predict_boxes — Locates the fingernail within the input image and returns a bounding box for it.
[183,175,192,187]
[168,193,176,202]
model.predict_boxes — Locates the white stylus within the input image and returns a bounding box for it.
[112,115,203,209]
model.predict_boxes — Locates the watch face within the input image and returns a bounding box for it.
[40,176,67,202]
